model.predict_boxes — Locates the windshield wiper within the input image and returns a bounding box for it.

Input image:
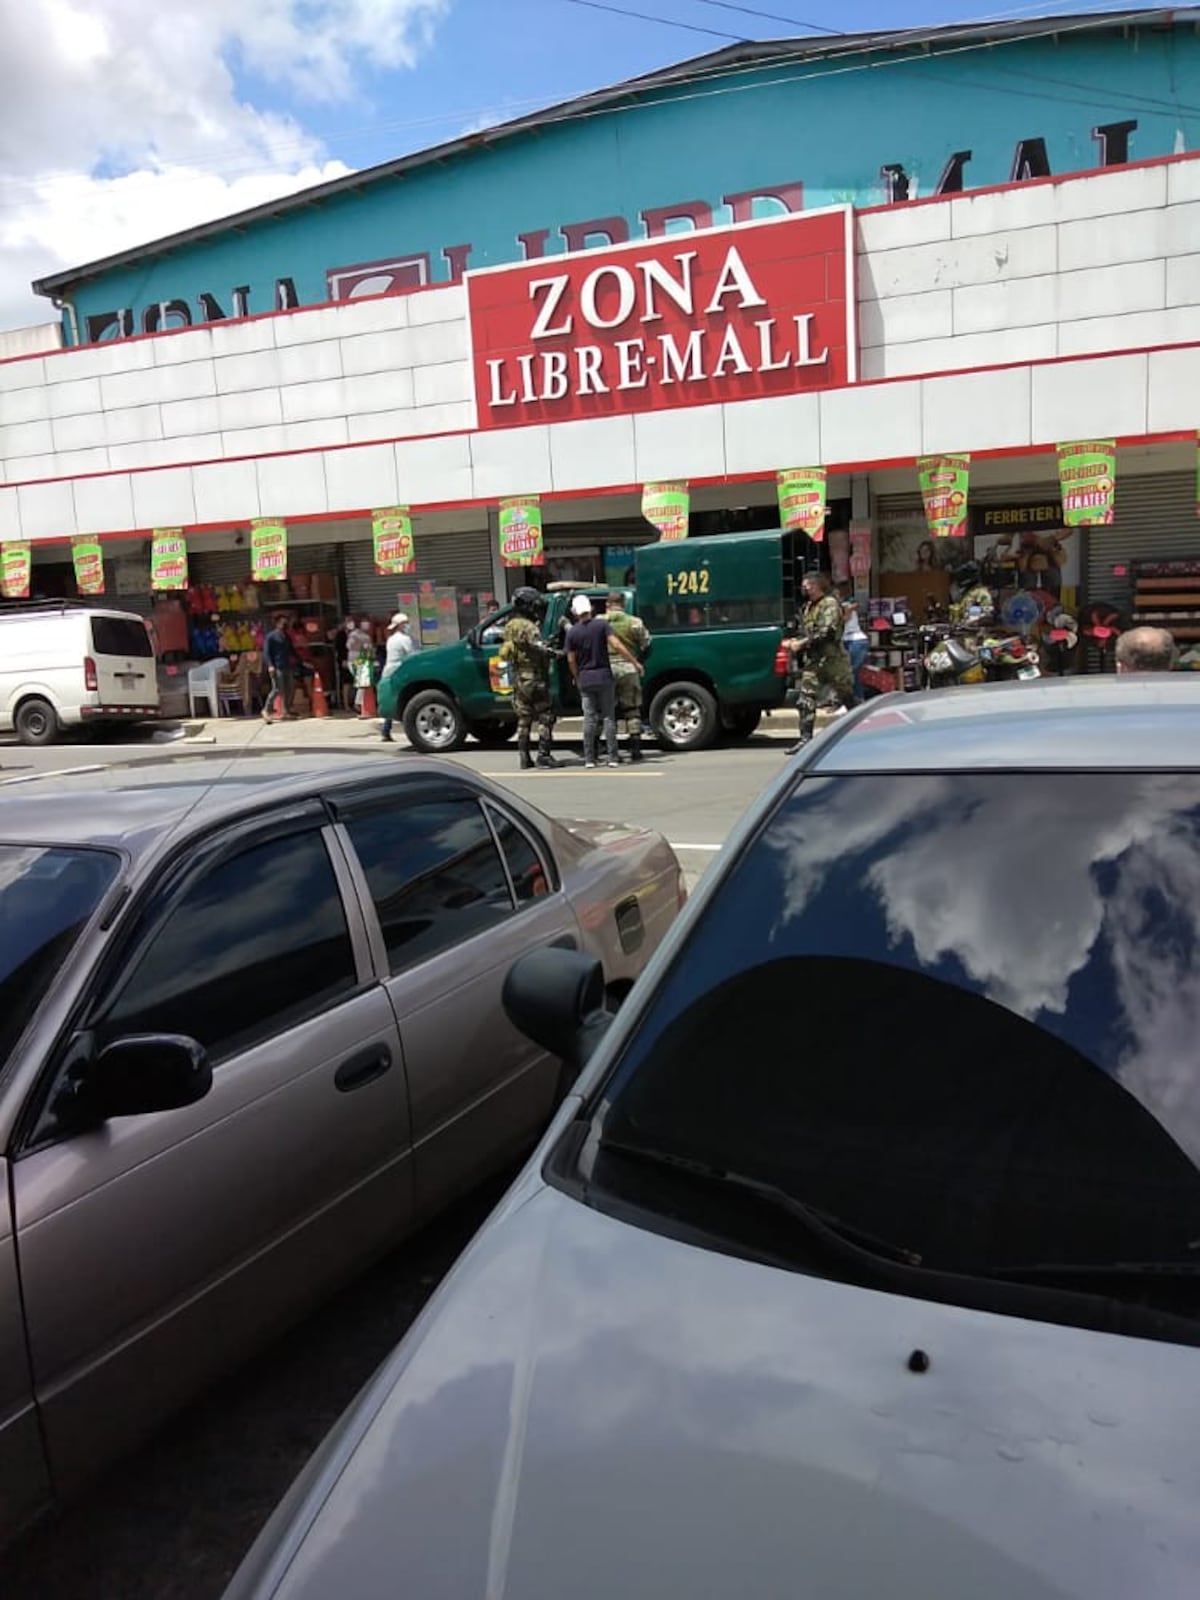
[598,1138,922,1269]
[991,1258,1200,1287]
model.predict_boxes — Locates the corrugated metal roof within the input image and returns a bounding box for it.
[31,7,1197,299]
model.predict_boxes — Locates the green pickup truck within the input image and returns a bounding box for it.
[380,529,800,753]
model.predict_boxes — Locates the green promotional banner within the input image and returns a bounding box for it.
[498,497,545,567]
[1057,439,1116,526]
[251,518,288,581]
[373,507,416,574]
[776,468,828,541]
[918,454,971,538]
[1,542,31,599]
[642,481,690,542]
[150,528,188,591]
[72,538,105,595]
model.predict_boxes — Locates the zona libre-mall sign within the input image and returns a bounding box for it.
[466,206,854,429]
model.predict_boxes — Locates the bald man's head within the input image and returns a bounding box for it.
[1115,626,1177,673]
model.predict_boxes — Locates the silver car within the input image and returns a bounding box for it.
[0,750,684,1543]
[227,678,1200,1600]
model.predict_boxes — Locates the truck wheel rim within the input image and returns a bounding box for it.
[662,695,701,740]
[415,704,458,748]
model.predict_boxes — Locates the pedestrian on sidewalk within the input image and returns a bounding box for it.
[565,594,642,768]
[1116,626,1177,672]
[838,580,869,703]
[379,613,416,742]
[262,613,301,722]
[346,617,376,717]
[606,590,651,761]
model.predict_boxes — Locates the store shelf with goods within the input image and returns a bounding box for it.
[1129,559,1200,644]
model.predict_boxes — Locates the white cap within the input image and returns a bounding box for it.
[570,594,593,618]
[389,612,409,629]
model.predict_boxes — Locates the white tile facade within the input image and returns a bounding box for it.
[0,158,1198,541]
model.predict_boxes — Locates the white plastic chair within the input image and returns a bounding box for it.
[187,657,229,718]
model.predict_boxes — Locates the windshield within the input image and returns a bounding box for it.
[0,845,120,1069]
[581,772,1200,1326]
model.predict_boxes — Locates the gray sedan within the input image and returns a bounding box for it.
[0,750,684,1545]
[227,677,1200,1600]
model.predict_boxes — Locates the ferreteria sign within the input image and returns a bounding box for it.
[466,207,854,429]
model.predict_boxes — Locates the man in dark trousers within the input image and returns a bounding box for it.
[565,594,642,768]
[262,612,301,721]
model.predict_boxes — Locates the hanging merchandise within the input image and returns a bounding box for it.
[918,454,971,538]
[73,538,105,595]
[776,468,828,541]
[251,518,288,581]
[498,497,545,567]
[372,507,416,574]
[1057,440,1116,526]
[151,529,188,591]
[642,481,690,542]
[1,542,31,599]
[849,520,873,580]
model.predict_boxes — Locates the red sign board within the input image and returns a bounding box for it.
[466,207,855,431]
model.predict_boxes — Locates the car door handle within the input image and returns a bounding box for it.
[334,1044,393,1093]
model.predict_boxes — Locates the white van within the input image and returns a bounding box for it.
[0,605,161,745]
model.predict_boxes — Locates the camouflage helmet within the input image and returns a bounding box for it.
[512,586,547,622]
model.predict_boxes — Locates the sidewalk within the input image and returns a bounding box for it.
[176,708,803,750]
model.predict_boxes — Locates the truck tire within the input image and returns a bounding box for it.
[15,696,60,747]
[649,682,718,752]
[467,721,517,746]
[722,709,763,741]
[403,690,467,753]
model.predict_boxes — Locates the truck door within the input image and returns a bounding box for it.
[463,606,516,721]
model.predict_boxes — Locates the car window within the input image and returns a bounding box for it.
[581,772,1200,1336]
[484,802,551,902]
[346,793,516,974]
[90,616,153,657]
[0,845,120,1073]
[98,830,358,1062]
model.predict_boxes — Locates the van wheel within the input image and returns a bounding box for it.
[15,697,59,747]
[403,690,466,753]
[649,683,718,751]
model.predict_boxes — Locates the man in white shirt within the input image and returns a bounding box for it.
[380,613,416,742]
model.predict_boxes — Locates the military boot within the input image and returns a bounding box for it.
[536,732,562,768]
[785,709,815,757]
[627,734,643,763]
[518,736,534,770]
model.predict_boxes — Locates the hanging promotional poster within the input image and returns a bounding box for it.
[1,542,31,599]
[372,507,417,574]
[251,518,289,581]
[918,454,971,538]
[73,539,105,595]
[1057,440,1116,525]
[150,529,188,591]
[849,521,873,580]
[642,482,690,542]
[498,497,545,567]
[776,468,828,540]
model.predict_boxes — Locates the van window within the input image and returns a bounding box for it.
[90,617,152,658]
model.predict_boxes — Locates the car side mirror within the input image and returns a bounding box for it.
[467,626,481,647]
[503,948,612,1092]
[55,1034,213,1129]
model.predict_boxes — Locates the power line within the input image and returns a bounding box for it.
[561,0,747,40]
[692,0,840,31]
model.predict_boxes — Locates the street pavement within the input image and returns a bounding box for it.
[1,712,792,1599]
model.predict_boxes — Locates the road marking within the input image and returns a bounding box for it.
[667,843,722,852]
[0,764,106,785]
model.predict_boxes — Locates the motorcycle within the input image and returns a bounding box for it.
[922,626,1039,688]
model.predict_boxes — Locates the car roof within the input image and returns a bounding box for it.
[812,676,1200,773]
[0,749,491,857]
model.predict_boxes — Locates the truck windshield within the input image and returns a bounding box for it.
[0,845,120,1071]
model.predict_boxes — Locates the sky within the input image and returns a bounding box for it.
[0,0,1180,331]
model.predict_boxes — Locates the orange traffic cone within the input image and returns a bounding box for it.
[311,673,329,717]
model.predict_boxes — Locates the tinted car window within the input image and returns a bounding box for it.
[90,616,153,657]
[485,803,551,903]
[0,846,119,1071]
[347,795,514,973]
[586,773,1200,1327]
[100,831,357,1061]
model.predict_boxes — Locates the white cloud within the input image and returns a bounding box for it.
[0,0,449,331]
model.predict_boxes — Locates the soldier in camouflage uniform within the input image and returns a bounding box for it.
[606,591,651,762]
[784,571,855,755]
[498,587,561,769]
